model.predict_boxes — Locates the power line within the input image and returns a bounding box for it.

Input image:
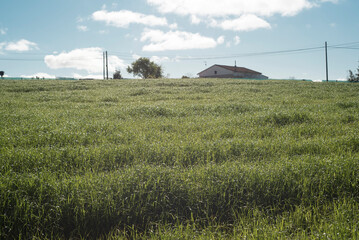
[329,41,359,47]
[175,46,324,61]
[0,41,357,63]
[330,46,359,50]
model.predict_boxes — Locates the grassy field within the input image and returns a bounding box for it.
[0,78,358,239]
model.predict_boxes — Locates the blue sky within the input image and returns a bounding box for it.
[1,0,359,80]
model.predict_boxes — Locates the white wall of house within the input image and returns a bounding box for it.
[198,65,269,79]
[199,65,234,78]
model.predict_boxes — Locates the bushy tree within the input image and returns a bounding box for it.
[348,66,359,82]
[348,70,356,82]
[113,70,122,79]
[0,71,4,78]
[127,57,163,79]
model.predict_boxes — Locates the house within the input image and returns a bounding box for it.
[198,64,268,79]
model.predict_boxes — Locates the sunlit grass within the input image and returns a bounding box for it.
[0,79,358,239]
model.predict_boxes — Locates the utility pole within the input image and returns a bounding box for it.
[103,52,106,80]
[325,42,329,82]
[106,51,109,80]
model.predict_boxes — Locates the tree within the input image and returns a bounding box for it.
[347,65,359,82]
[113,69,122,79]
[127,57,163,79]
[348,70,356,82]
[0,71,4,78]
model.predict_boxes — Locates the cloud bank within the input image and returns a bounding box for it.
[147,0,314,17]
[147,0,335,32]
[210,14,271,31]
[92,10,168,28]
[21,73,56,79]
[1,39,38,52]
[141,29,223,51]
[44,47,126,73]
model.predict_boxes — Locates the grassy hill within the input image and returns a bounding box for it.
[1,78,358,239]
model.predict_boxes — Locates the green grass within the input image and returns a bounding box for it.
[0,78,358,239]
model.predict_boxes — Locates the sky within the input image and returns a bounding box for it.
[1,0,359,80]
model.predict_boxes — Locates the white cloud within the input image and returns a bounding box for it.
[141,29,220,51]
[147,0,336,32]
[20,73,56,79]
[234,36,241,45]
[147,0,314,17]
[77,25,88,32]
[44,47,126,73]
[73,73,104,79]
[169,23,178,29]
[210,15,271,31]
[217,36,225,44]
[319,0,338,3]
[150,56,170,63]
[132,54,171,63]
[191,15,201,24]
[92,10,168,28]
[4,39,38,52]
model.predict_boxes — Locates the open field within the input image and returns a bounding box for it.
[1,78,359,239]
